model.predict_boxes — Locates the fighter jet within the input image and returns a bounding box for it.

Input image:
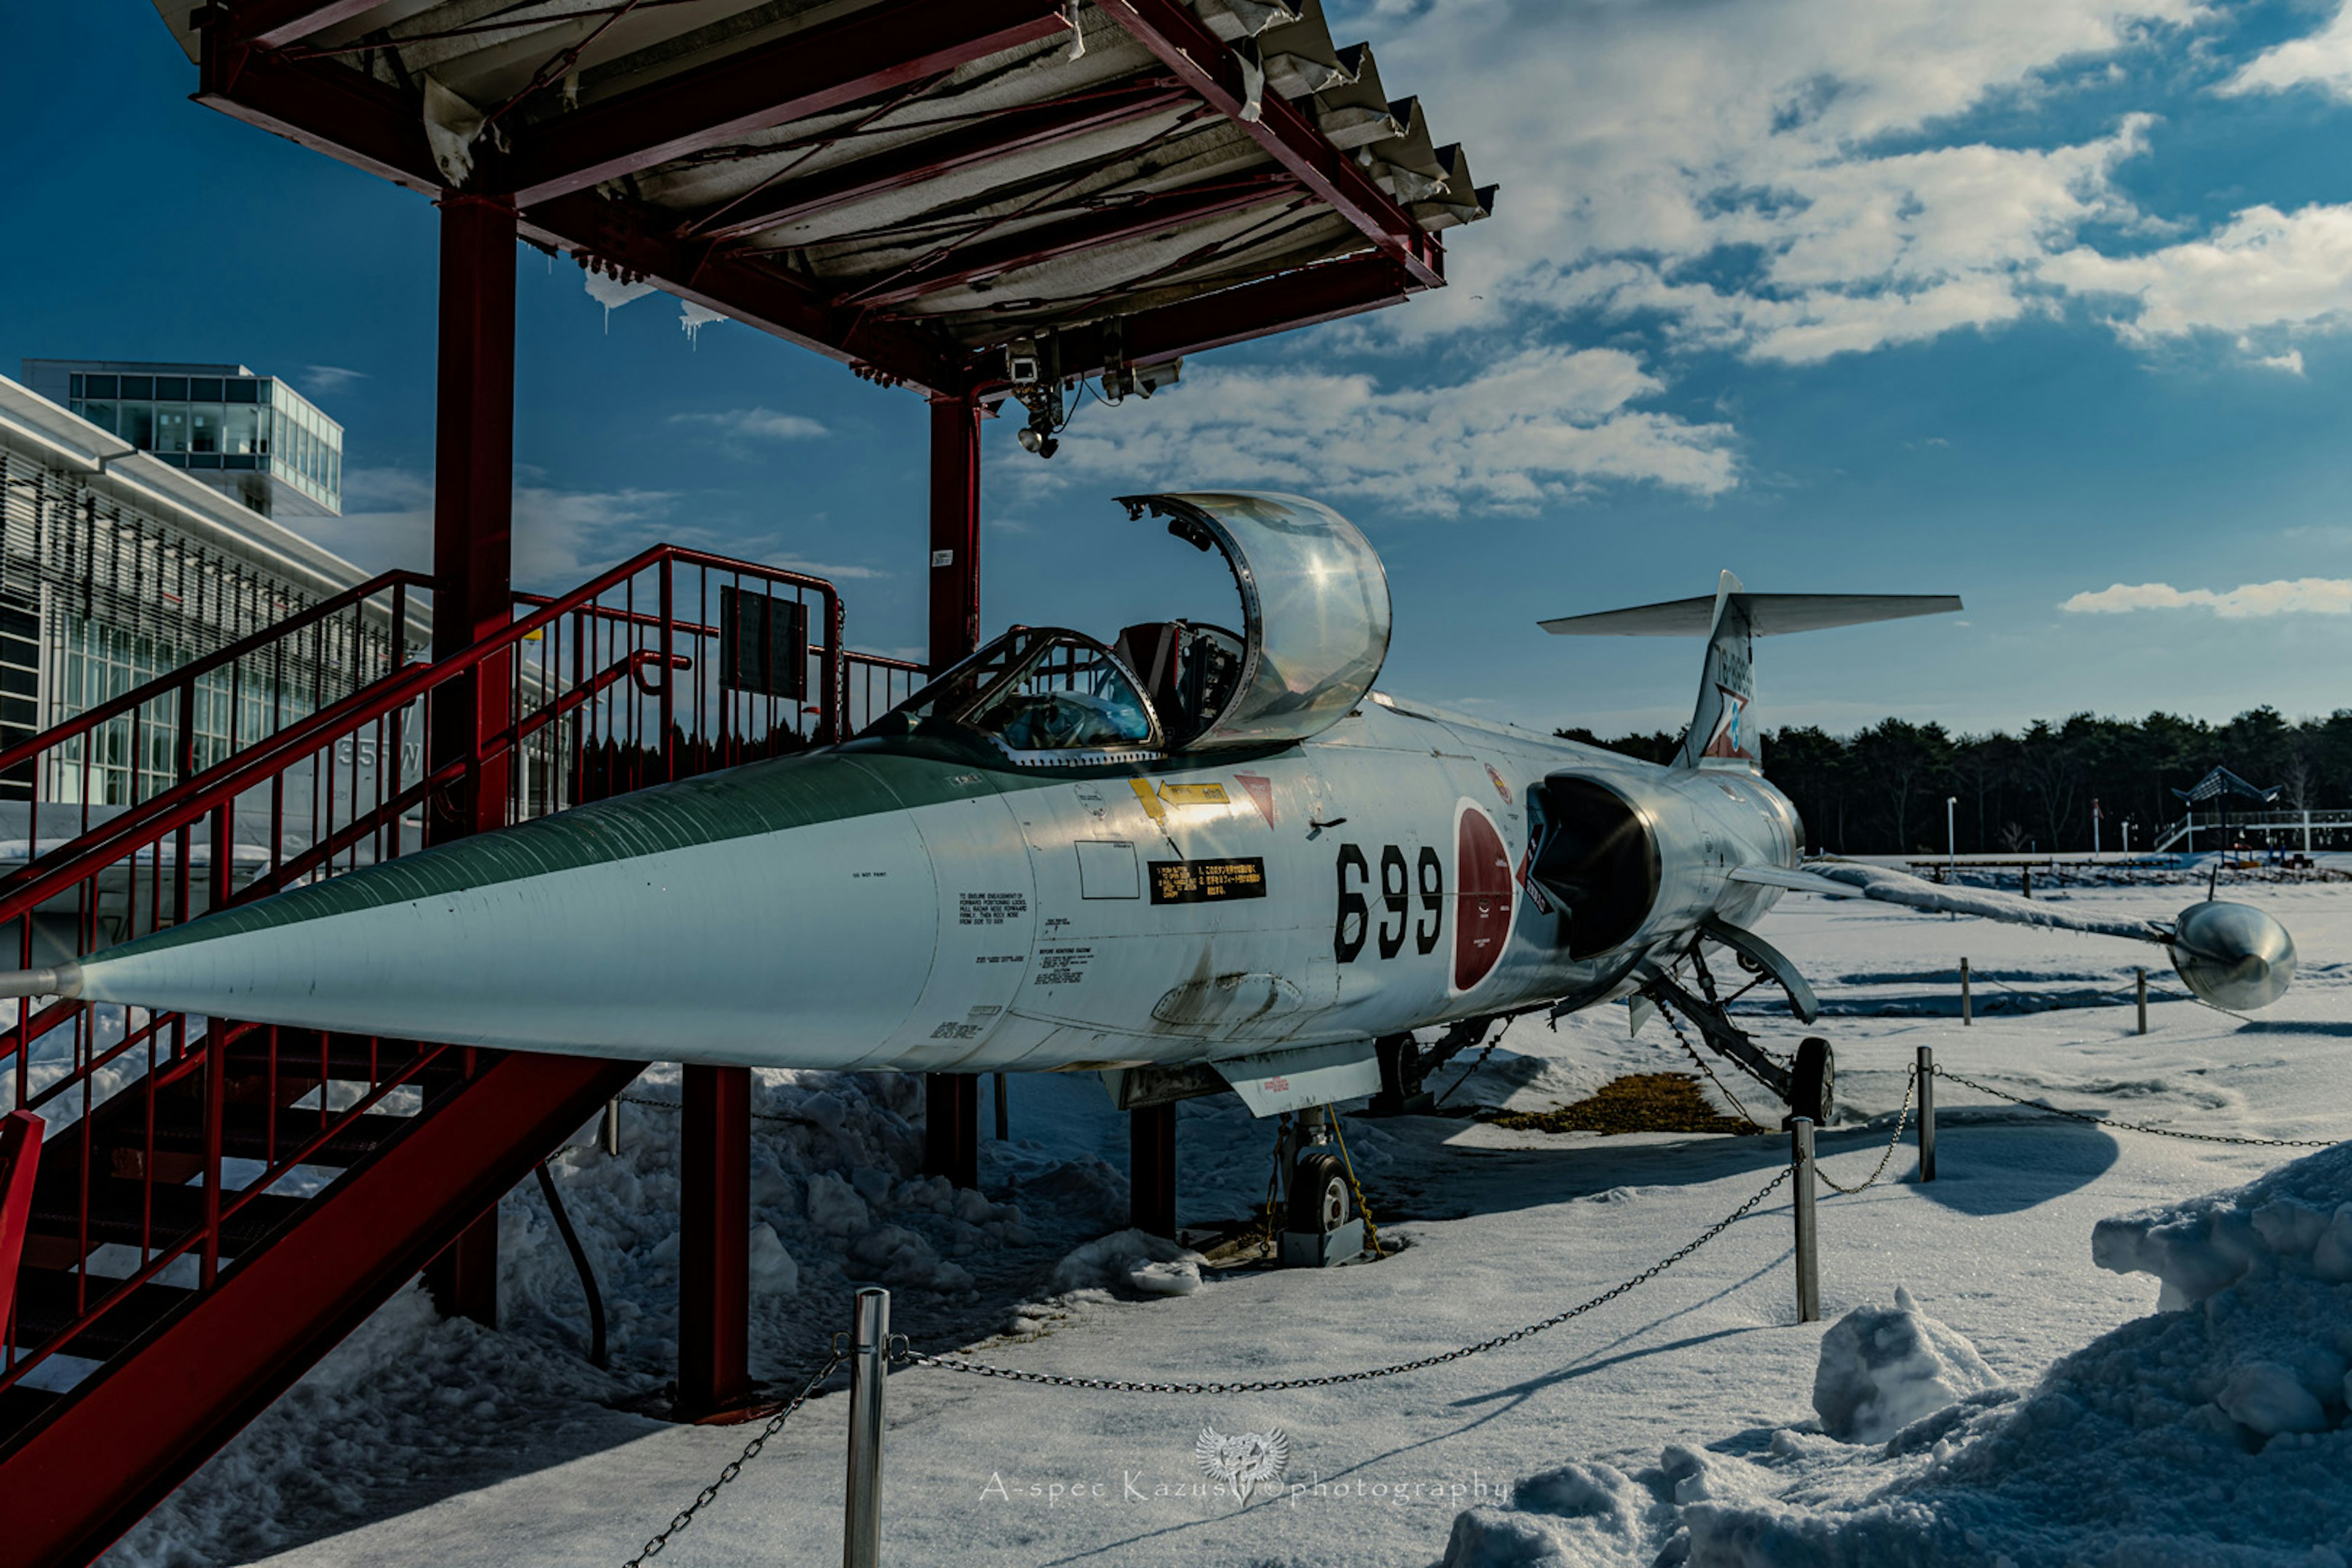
[0,492,2294,1216]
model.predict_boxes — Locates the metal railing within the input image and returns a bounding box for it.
[0,544,856,1406]
[842,650,925,737]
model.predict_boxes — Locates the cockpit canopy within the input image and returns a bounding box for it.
[866,492,1391,764]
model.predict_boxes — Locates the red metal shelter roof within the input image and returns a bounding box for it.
[153,0,1494,399]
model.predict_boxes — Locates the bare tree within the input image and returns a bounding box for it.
[2280,751,2315,812]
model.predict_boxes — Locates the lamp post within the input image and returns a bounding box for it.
[1946,796,1957,880]
[2092,797,2102,861]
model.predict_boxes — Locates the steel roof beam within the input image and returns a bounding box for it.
[500,0,1071,206]
[840,173,1302,309]
[198,31,442,195]
[522,192,962,394]
[222,0,386,50]
[995,251,1416,389]
[1099,0,1443,289]
[693,77,1196,243]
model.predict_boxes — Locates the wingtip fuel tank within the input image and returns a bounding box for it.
[2169,900,2297,1012]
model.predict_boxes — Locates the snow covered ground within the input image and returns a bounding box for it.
[102,878,2352,1568]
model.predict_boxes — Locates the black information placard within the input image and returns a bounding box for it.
[719,587,808,699]
[1148,857,1268,904]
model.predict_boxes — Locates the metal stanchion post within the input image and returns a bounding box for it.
[843,1288,889,1568]
[600,1097,621,1156]
[2136,968,2148,1036]
[1915,1046,1936,1183]
[1790,1118,1820,1324]
[994,1072,1010,1142]
[1961,958,1972,1027]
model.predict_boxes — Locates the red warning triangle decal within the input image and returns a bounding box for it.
[1233,772,1276,829]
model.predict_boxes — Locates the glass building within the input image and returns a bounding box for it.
[0,370,412,810]
[19,360,342,519]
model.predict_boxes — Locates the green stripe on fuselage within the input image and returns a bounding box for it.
[117,743,1038,957]
[105,732,1295,958]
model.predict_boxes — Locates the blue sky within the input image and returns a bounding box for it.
[6,0,2352,737]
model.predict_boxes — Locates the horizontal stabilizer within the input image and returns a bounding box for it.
[1541,593,1961,637]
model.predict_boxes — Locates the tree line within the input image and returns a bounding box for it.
[1556,707,2352,856]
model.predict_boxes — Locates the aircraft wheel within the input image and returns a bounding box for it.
[1789,1037,1835,1125]
[1288,1152,1354,1234]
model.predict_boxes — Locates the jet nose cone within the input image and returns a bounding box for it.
[2169,900,2296,1012]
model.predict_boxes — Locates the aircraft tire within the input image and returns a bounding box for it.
[1789,1037,1835,1125]
[1288,1152,1354,1234]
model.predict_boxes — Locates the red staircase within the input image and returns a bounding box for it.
[0,546,922,1564]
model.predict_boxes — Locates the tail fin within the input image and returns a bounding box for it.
[1539,573,1961,771]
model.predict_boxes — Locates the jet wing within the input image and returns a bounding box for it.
[1732,861,2169,944]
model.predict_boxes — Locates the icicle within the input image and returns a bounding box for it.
[679,300,726,349]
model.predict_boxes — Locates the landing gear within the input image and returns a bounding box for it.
[1783,1036,1835,1126]
[1642,946,1837,1126]
[1287,1151,1353,1234]
[1363,1016,1500,1117]
[1276,1107,1367,1267]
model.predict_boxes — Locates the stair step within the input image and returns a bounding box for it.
[9,1268,197,1362]
[86,1104,415,1169]
[221,1033,440,1085]
[24,1178,309,1253]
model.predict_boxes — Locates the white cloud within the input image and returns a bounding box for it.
[1338,0,2200,361]
[2042,203,2352,345]
[669,407,830,445]
[299,477,678,587]
[2061,578,2352,616]
[2220,2,2352,100]
[296,467,884,589]
[1019,346,1737,513]
[301,364,369,397]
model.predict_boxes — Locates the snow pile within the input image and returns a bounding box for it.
[102,1064,1197,1566]
[1809,1286,2003,1443]
[1446,1144,2352,1567]
[1046,1227,1207,1298]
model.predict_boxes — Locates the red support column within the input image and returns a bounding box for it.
[922,1075,979,1190]
[926,394,982,673]
[422,192,518,1328]
[923,396,983,1190]
[1129,1103,1177,1239]
[677,1063,752,1419]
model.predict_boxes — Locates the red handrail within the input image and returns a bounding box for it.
[0,570,429,787]
[0,545,839,921]
[0,543,856,1411]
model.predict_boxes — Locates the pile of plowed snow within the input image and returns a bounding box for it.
[1444,1143,2352,1567]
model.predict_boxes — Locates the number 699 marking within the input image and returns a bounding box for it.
[1335,842,1442,963]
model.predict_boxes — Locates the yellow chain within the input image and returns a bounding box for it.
[1329,1112,1384,1259]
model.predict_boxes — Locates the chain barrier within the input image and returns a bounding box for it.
[1327,1112,1383,1257]
[1254,1117,1284,1259]
[892,1166,1792,1394]
[1810,1066,1917,1195]
[1431,1033,1502,1109]
[622,1349,845,1568]
[1929,1065,2340,1149]
[1649,994,1771,1131]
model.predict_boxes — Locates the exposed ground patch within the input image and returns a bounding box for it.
[1490,1072,1765,1136]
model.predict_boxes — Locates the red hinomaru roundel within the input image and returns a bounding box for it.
[1453,802,1515,992]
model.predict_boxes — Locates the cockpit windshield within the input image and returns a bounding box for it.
[861,491,1390,765]
[864,627,1158,760]
[966,635,1154,753]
